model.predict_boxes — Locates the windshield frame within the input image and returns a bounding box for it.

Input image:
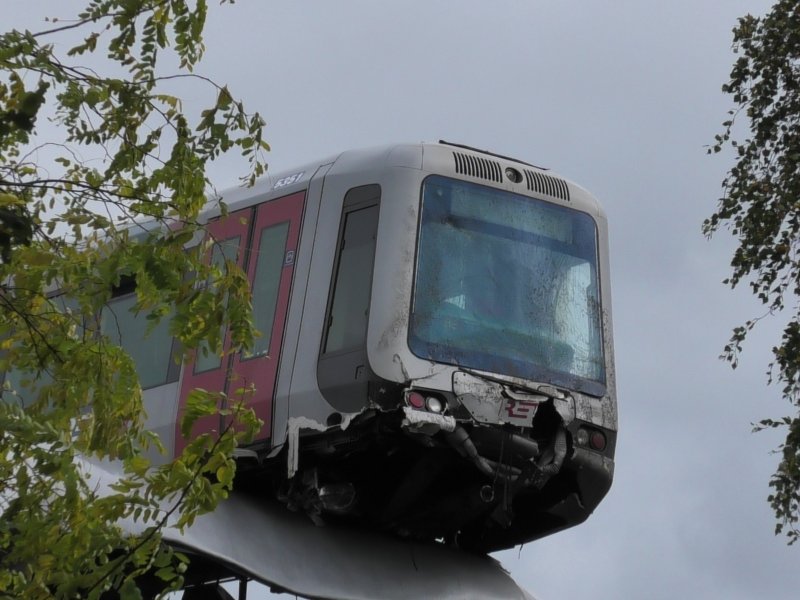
[408,174,607,397]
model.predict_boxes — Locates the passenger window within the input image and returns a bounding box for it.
[194,236,241,373]
[245,222,290,359]
[2,294,79,406]
[1,365,53,408]
[324,186,380,354]
[101,292,179,389]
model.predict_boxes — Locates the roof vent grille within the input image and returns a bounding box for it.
[453,152,503,183]
[524,169,570,201]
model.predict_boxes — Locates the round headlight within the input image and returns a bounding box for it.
[589,430,607,451]
[406,391,426,409]
[576,428,590,447]
[425,396,445,413]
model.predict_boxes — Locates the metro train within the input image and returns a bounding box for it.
[5,141,617,553]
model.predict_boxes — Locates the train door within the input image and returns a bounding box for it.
[175,191,306,455]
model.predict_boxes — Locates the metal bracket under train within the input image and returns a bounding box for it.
[84,458,537,600]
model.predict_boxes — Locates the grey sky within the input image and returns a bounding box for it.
[7,0,799,598]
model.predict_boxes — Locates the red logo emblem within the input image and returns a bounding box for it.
[504,400,539,420]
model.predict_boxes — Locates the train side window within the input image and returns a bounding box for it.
[101,291,180,389]
[1,360,54,408]
[245,222,290,359]
[323,185,380,354]
[2,294,79,407]
[194,236,241,373]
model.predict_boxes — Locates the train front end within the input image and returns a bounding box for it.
[278,142,615,553]
[356,143,616,552]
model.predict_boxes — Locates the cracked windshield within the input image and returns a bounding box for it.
[410,175,605,394]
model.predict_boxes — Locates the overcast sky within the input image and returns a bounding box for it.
[9,1,800,598]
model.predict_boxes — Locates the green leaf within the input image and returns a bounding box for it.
[119,578,143,600]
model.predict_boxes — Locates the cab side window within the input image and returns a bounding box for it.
[323,185,380,354]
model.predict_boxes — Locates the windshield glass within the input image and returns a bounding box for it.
[409,175,605,395]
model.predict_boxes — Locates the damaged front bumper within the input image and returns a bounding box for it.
[393,369,615,551]
[275,368,615,553]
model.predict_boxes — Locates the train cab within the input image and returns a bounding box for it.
[178,141,617,552]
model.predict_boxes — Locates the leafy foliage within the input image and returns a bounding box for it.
[705,0,800,543]
[0,1,266,596]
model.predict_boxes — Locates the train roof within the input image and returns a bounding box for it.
[209,141,605,221]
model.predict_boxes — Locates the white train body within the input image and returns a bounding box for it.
[8,142,617,552]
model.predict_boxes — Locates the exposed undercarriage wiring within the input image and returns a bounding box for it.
[239,390,578,554]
